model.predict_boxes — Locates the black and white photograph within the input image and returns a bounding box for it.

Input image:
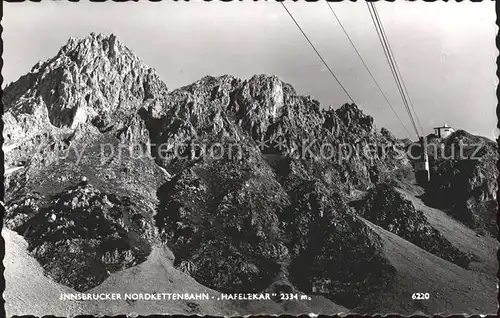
[2,0,498,316]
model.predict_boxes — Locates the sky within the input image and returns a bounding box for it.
[3,1,498,139]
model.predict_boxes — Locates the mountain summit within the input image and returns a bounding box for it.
[4,33,168,130]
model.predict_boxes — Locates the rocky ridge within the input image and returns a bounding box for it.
[352,183,472,268]
[420,131,498,235]
[4,32,168,171]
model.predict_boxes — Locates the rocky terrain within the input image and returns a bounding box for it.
[352,183,473,268]
[3,33,498,316]
[422,131,498,236]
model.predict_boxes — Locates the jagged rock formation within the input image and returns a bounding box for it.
[3,33,497,314]
[3,32,168,171]
[4,33,170,291]
[5,182,155,291]
[353,183,471,268]
[420,131,498,235]
[143,74,406,307]
[155,140,290,293]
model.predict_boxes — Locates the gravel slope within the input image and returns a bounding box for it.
[357,217,496,315]
[3,228,348,316]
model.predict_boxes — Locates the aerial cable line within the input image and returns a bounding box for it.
[280,2,355,104]
[371,3,424,135]
[367,2,418,136]
[369,3,422,137]
[326,2,412,138]
[367,2,420,138]
[371,4,423,135]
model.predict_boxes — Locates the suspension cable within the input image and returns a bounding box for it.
[281,2,355,104]
[326,2,412,138]
[367,2,420,138]
[371,3,424,135]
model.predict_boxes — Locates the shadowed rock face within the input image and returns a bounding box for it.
[281,175,395,308]
[143,73,405,305]
[420,131,498,236]
[353,183,472,269]
[6,182,155,291]
[3,33,495,310]
[155,139,290,293]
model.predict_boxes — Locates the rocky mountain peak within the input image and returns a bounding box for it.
[61,33,122,60]
[54,33,153,76]
[335,103,375,133]
[4,33,168,130]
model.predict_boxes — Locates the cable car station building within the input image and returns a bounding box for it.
[433,123,454,139]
